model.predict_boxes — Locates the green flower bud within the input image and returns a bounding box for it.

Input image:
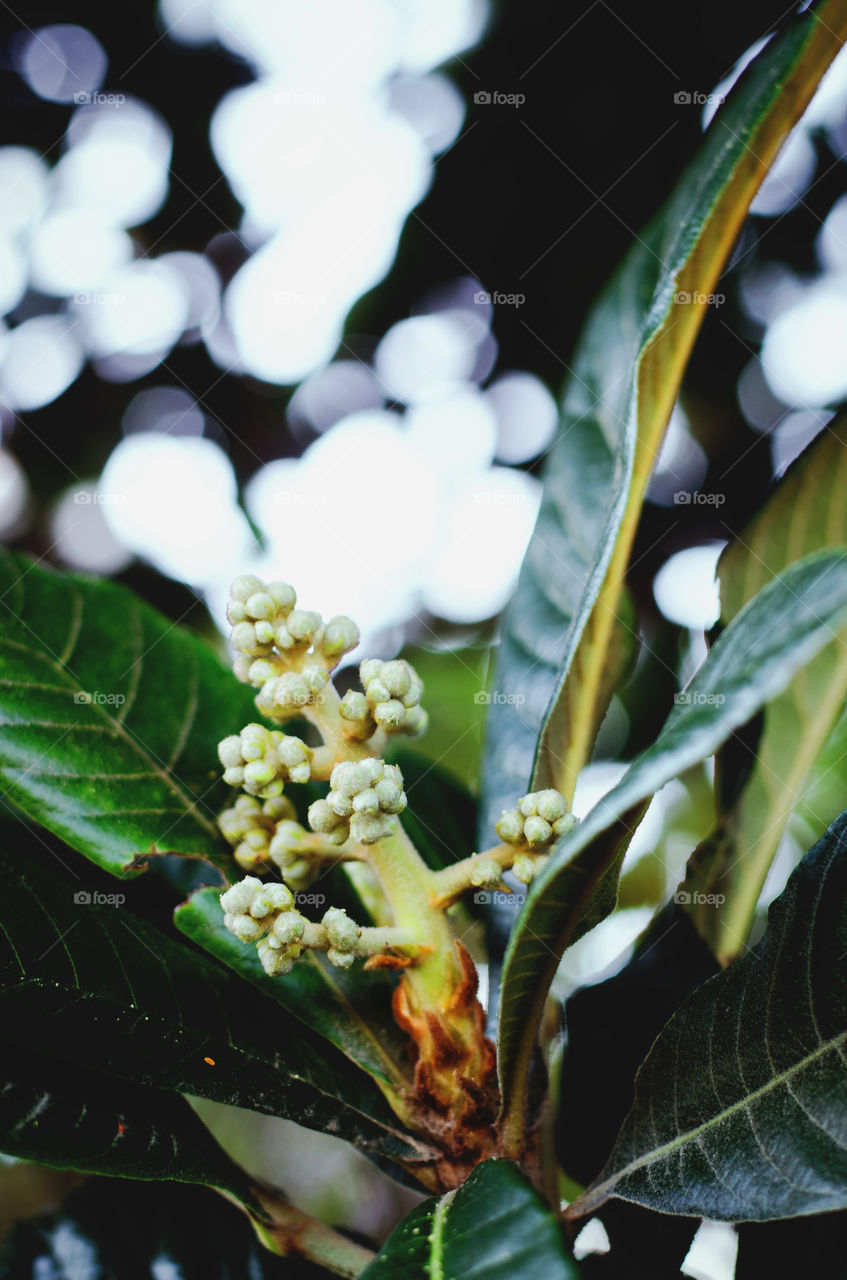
[519,794,539,818]
[339,690,369,722]
[496,809,524,844]
[359,658,382,685]
[271,912,305,945]
[248,658,277,684]
[512,854,536,884]
[250,882,295,917]
[240,723,272,759]
[244,829,268,851]
[228,914,265,942]
[274,624,295,650]
[374,698,405,728]
[266,581,296,612]
[258,938,295,976]
[245,591,275,620]
[331,761,369,796]
[323,907,360,951]
[374,778,404,813]
[553,813,579,838]
[401,682,423,708]
[230,621,261,654]
[243,759,277,790]
[274,672,310,710]
[327,947,355,969]
[322,615,360,658]
[302,664,329,693]
[223,765,245,787]
[232,654,252,683]
[220,877,262,914]
[523,816,553,847]
[287,609,322,641]
[226,599,248,624]
[535,789,569,822]
[401,705,428,736]
[351,813,394,844]
[366,678,390,704]
[470,858,502,887]
[352,787,380,815]
[308,799,342,833]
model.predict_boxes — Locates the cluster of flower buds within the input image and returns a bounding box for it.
[218,794,296,873]
[339,659,427,741]
[220,877,308,976]
[308,758,406,845]
[496,789,578,852]
[218,724,313,798]
[225,575,360,717]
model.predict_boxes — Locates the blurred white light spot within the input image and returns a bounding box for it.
[396,0,488,74]
[287,361,384,435]
[67,97,172,163]
[555,906,655,995]
[573,1219,610,1261]
[0,238,28,315]
[653,543,725,630]
[76,260,189,358]
[19,25,107,104]
[421,467,540,622]
[405,389,497,475]
[51,484,133,574]
[647,404,709,504]
[485,371,558,463]
[29,210,133,297]
[682,1220,738,1280]
[0,316,84,411]
[122,386,204,437]
[749,130,816,217]
[736,357,789,432]
[0,147,50,234]
[771,409,830,477]
[738,262,803,328]
[374,314,477,404]
[158,251,220,339]
[804,41,847,128]
[762,278,847,408]
[54,137,169,227]
[816,194,847,272]
[100,434,253,586]
[573,761,669,864]
[388,73,465,154]
[158,0,218,46]
[0,450,29,536]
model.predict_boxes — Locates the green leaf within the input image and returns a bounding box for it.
[0,550,256,876]
[0,1044,263,1214]
[0,839,431,1166]
[399,645,489,791]
[497,549,847,1150]
[479,3,847,841]
[707,416,847,958]
[360,1159,582,1279]
[567,806,847,1222]
[175,888,411,1097]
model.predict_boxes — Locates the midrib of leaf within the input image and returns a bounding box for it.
[573,1029,847,1217]
[0,603,220,848]
[427,1191,454,1280]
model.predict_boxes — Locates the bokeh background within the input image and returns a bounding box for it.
[2,2,847,1275]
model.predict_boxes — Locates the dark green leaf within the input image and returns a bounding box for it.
[479,4,847,841]
[360,1159,582,1279]
[498,550,847,1150]
[175,888,411,1097]
[0,1044,262,1213]
[568,807,847,1222]
[0,839,431,1166]
[0,550,256,876]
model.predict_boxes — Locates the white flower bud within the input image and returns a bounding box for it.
[258,939,295,976]
[327,790,353,818]
[401,682,423,708]
[519,794,539,818]
[230,574,265,602]
[327,947,355,969]
[323,907,360,951]
[240,724,272,760]
[340,690,369,722]
[331,761,369,796]
[274,672,309,710]
[232,655,253,683]
[322,615,360,658]
[361,758,385,785]
[535,790,568,822]
[246,591,275,621]
[351,813,394,844]
[380,660,412,698]
[308,799,342,833]
[287,609,322,641]
[266,581,296,613]
[248,658,277,684]
[226,600,247,624]
[374,698,405,728]
[220,877,262,913]
[359,658,382,685]
[553,813,578,839]
[402,705,428,736]
[274,624,295,650]
[302,664,329,692]
[272,912,305,945]
[366,678,390,705]
[229,915,265,941]
[512,854,536,884]
[218,735,243,769]
[352,787,380,815]
[244,760,277,790]
[249,882,295,917]
[223,765,245,787]
[230,621,261,654]
[374,778,404,813]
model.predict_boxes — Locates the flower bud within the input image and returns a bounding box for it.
[470,858,502,887]
[230,574,265,603]
[323,907,360,951]
[327,947,355,970]
[524,815,553,847]
[512,854,536,884]
[322,615,360,659]
[496,809,524,844]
